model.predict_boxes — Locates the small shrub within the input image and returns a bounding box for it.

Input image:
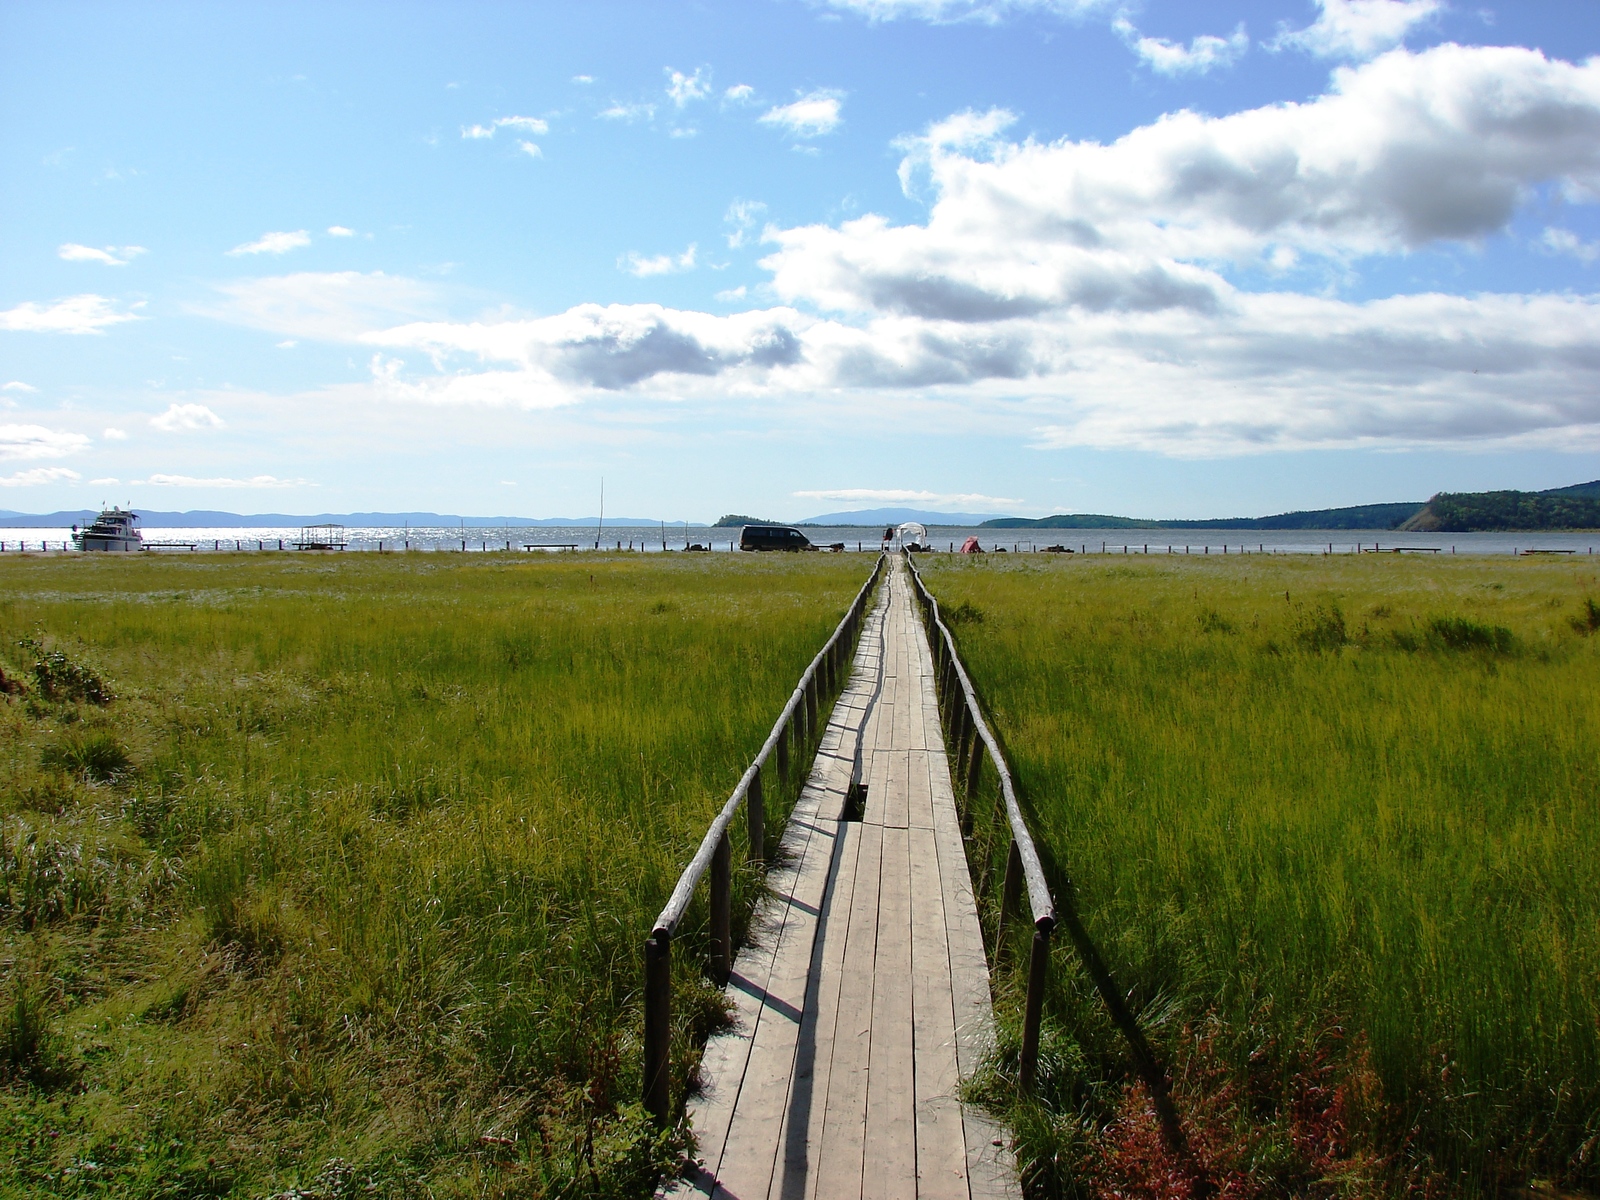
[1427,615,1515,653]
[1571,597,1600,635]
[1198,608,1236,634]
[18,637,114,705]
[0,969,71,1087]
[41,731,132,783]
[0,663,23,697]
[1291,603,1347,652]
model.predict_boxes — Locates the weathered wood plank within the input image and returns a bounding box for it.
[909,823,970,1200]
[864,822,917,1200]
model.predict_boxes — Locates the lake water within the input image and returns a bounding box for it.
[3,523,1597,558]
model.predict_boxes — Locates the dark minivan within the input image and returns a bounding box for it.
[739,524,817,552]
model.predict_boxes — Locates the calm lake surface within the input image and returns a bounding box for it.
[3,523,1598,558]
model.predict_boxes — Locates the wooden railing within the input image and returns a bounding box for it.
[643,553,888,1124]
[902,551,1057,1092]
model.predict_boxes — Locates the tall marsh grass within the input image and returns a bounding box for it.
[0,549,867,1198]
[924,553,1600,1197]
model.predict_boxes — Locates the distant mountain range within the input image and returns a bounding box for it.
[0,509,695,529]
[6,482,1599,532]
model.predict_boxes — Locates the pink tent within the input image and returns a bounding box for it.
[960,536,983,554]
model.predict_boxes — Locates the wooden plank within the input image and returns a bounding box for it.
[907,749,935,831]
[813,819,884,1200]
[909,823,970,1200]
[863,821,917,1200]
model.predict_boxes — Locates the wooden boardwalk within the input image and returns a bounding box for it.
[669,558,1017,1200]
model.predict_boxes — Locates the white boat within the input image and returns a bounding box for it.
[72,507,143,552]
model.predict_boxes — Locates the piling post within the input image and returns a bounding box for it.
[965,730,984,797]
[710,832,732,983]
[643,931,672,1125]
[999,839,1023,938]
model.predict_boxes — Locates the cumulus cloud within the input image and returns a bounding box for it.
[724,84,756,104]
[760,45,1600,325]
[228,230,311,256]
[181,44,1600,456]
[462,115,549,139]
[0,294,141,334]
[102,427,129,439]
[150,403,225,431]
[1274,0,1441,60]
[3,381,38,393]
[760,90,845,137]
[666,67,712,107]
[621,245,697,276]
[134,473,306,487]
[327,225,355,237]
[1116,18,1248,75]
[0,424,91,460]
[822,0,1111,22]
[518,140,543,158]
[59,243,146,266]
[0,467,81,487]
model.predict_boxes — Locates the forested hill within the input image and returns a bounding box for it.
[1401,481,1600,531]
[984,482,1600,532]
[982,501,1425,531]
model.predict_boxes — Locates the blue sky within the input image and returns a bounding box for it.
[4,0,1600,521]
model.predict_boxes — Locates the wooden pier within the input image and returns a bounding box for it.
[667,558,1018,1200]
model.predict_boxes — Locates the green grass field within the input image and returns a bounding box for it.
[0,549,869,1199]
[921,552,1600,1198]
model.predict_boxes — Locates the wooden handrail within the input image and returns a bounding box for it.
[902,550,1056,1091]
[644,552,887,1123]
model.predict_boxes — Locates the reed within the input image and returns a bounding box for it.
[0,549,866,1199]
[923,552,1600,1197]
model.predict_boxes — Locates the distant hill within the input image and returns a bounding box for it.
[0,509,686,529]
[798,507,1012,526]
[1400,481,1600,532]
[984,501,1425,531]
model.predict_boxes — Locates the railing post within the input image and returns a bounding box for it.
[965,727,985,797]
[1000,839,1023,938]
[748,766,765,866]
[643,931,672,1125]
[953,702,971,779]
[710,831,732,982]
[805,673,818,742]
[777,715,790,781]
[1020,924,1050,1093]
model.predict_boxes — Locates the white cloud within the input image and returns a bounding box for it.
[135,473,309,488]
[88,477,119,486]
[620,244,697,277]
[0,424,91,460]
[1117,18,1248,75]
[760,90,845,137]
[822,0,1111,22]
[794,488,1023,508]
[0,294,141,335]
[102,427,129,440]
[462,115,549,139]
[599,101,656,122]
[3,381,38,393]
[150,403,225,432]
[573,74,594,84]
[227,230,311,256]
[716,286,749,301]
[725,199,769,248]
[327,225,355,237]
[59,243,146,266]
[666,67,712,108]
[1274,0,1441,60]
[1540,227,1600,264]
[724,84,756,104]
[202,271,440,341]
[0,467,81,487]
[518,140,543,158]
